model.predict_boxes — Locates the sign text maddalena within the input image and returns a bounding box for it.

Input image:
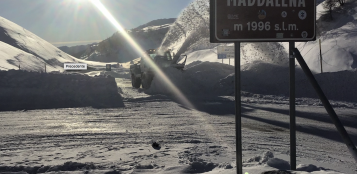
[227,0,306,7]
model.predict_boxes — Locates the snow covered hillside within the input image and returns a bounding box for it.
[80,18,176,63]
[58,43,97,59]
[0,16,80,72]
[295,0,357,72]
[161,0,357,73]
[0,16,118,72]
[0,41,45,71]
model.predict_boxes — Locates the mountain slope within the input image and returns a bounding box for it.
[80,18,176,63]
[0,41,45,71]
[0,16,79,71]
[58,43,97,59]
[295,0,357,72]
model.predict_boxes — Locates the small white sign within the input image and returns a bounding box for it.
[64,63,87,70]
[217,46,234,59]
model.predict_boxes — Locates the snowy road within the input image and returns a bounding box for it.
[0,70,356,173]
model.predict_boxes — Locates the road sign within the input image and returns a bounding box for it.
[217,46,234,59]
[106,64,111,71]
[210,0,316,42]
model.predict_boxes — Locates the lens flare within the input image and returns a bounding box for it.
[88,0,193,108]
[87,1,234,155]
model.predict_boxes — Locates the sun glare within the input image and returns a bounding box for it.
[87,0,229,152]
[88,0,193,108]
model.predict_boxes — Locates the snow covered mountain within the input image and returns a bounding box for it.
[58,43,97,59]
[79,18,176,63]
[0,16,81,72]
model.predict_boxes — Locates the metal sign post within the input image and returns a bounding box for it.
[210,0,316,172]
[319,39,323,73]
[234,42,242,174]
[106,64,111,71]
[293,49,357,162]
[289,41,296,170]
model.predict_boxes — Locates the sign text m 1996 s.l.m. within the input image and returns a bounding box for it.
[210,0,316,42]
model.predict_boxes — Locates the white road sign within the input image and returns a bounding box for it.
[217,46,234,59]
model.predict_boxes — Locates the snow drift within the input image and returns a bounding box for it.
[145,61,234,96]
[0,69,124,111]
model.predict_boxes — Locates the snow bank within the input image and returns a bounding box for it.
[184,42,289,67]
[147,60,357,103]
[218,61,357,102]
[0,161,102,173]
[0,70,124,111]
[241,151,345,174]
[145,61,234,96]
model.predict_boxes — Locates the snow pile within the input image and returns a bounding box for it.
[0,70,124,111]
[0,161,102,173]
[147,60,357,103]
[220,62,357,102]
[265,158,291,170]
[241,151,345,174]
[244,151,290,170]
[145,61,234,96]
[0,16,80,71]
[184,42,289,66]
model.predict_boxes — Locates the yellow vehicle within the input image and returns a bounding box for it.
[129,49,187,89]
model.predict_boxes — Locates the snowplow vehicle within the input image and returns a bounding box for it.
[130,49,187,89]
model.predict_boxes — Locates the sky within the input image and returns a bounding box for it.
[0,0,193,47]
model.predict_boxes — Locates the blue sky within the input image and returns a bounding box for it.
[0,0,193,47]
